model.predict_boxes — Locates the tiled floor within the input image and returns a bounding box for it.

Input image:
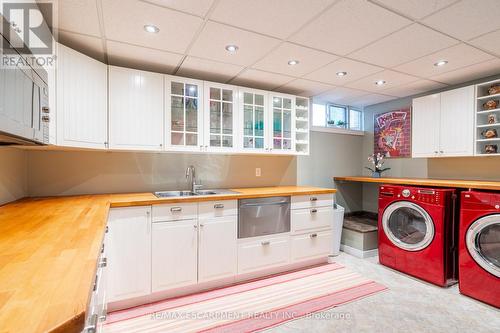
[266,253,499,333]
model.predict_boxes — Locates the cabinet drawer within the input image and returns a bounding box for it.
[238,236,290,274]
[152,202,197,222]
[198,200,237,219]
[292,206,333,234]
[291,194,333,209]
[291,230,332,262]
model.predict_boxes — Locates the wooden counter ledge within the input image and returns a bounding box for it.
[334,176,500,191]
[0,186,335,333]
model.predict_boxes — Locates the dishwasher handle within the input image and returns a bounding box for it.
[239,200,289,207]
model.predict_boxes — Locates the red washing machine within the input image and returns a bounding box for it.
[378,185,457,287]
[459,191,500,308]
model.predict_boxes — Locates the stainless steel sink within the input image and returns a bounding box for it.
[154,189,239,198]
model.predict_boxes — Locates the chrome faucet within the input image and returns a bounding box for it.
[185,165,203,193]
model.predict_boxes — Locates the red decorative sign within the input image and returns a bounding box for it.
[374,108,411,158]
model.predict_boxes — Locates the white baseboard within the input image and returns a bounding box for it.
[340,244,378,258]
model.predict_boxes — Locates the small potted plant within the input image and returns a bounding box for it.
[366,153,390,178]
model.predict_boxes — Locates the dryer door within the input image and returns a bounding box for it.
[382,201,435,251]
[466,215,500,278]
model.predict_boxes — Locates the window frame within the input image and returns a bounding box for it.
[311,102,365,136]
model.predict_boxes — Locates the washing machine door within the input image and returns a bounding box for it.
[382,201,435,251]
[466,214,500,278]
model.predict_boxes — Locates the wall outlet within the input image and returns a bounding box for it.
[255,168,261,177]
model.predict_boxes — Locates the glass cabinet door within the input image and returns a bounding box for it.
[241,90,267,151]
[270,94,294,152]
[205,84,237,150]
[166,77,203,150]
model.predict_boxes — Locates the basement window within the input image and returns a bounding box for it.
[312,102,364,135]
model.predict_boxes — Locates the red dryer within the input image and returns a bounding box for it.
[459,191,500,308]
[378,185,457,287]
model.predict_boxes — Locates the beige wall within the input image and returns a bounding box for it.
[0,148,28,205]
[298,131,364,212]
[27,150,297,197]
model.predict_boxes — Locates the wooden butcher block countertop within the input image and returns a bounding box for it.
[334,176,500,191]
[0,186,335,333]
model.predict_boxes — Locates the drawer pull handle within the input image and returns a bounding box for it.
[99,257,107,268]
[310,209,318,213]
[214,204,224,209]
[310,197,318,201]
[310,233,318,238]
[170,207,182,212]
[261,241,270,246]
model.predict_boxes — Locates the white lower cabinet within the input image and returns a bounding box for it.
[107,206,151,302]
[198,216,237,283]
[238,235,290,274]
[291,206,334,234]
[291,230,332,262]
[152,219,198,292]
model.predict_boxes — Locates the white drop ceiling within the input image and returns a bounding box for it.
[47,0,500,107]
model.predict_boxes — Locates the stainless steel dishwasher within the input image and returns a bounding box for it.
[238,196,290,238]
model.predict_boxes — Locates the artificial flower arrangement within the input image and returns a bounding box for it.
[366,153,390,178]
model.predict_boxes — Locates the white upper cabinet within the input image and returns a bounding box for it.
[165,76,204,152]
[412,86,474,158]
[239,88,269,153]
[269,93,295,154]
[109,66,164,151]
[412,93,441,158]
[439,86,474,157]
[204,82,239,152]
[56,44,107,148]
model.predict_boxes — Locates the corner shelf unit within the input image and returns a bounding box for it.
[475,78,500,156]
[295,97,310,155]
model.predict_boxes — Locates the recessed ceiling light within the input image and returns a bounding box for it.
[434,60,448,67]
[336,71,347,77]
[375,80,386,86]
[287,59,299,66]
[225,44,239,53]
[144,24,159,33]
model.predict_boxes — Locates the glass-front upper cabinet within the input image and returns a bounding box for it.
[204,82,238,152]
[239,88,268,152]
[269,93,295,153]
[165,76,204,151]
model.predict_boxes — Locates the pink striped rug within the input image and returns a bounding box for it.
[104,263,386,333]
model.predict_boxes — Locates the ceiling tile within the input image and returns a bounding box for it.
[305,58,383,85]
[106,41,183,74]
[430,59,500,84]
[102,0,203,54]
[177,56,244,82]
[346,70,420,92]
[57,30,105,62]
[469,29,500,57]
[314,87,370,104]
[381,79,447,97]
[188,21,281,66]
[370,0,458,20]
[210,0,335,39]
[275,79,334,97]
[422,0,500,40]
[349,24,458,68]
[290,0,411,55]
[347,93,397,108]
[230,69,295,90]
[52,0,101,37]
[252,43,338,77]
[394,43,494,78]
[141,0,215,17]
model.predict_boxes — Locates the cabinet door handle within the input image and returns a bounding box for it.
[214,204,224,209]
[99,257,107,268]
[193,225,198,229]
[261,241,270,246]
[200,223,204,227]
[310,209,318,213]
[440,150,444,154]
[170,207,182,212]
[434,151,438,154]
[310,197,318,201]
[310,233,318,238]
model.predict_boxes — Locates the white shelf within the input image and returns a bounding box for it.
[295,129,308,133]
[477,108,500,114]
[476,78,500,88]
[477,123,500,128]
[477,92,500,100]
[476,138,500,142]
[296,117,309,122]
[295,106,308,111]
[475,152,500,156]
[296,140,308,144]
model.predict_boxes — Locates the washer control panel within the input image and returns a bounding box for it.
[401,189,411,198]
